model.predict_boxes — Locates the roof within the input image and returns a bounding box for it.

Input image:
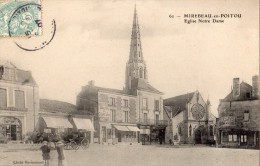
[163,92,195,117]
[40,99,77,114]
[0,61,36,85]
[164,92,195,108]
[222,82,253,101]
[130,78,162,94]
[96,86,125,94]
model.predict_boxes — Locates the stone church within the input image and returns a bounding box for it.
[164,91,216,144]
[77,7,167,144]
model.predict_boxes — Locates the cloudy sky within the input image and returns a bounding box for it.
[0,0,259,117]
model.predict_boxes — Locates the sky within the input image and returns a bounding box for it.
[0,0,259,117]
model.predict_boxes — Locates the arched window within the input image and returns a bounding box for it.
[189,124,192,136]
[209,125,214,136]
[144,68,147,79]
[139,67,143,78]
[178,124,182,136]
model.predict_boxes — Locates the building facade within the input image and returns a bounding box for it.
[77,7,167,144]
[217,77,260,149]
[0,61,39,141]
[164,91,216,144]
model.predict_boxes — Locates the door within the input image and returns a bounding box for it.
[118,133,122,142]
[102,126,106,143]
[195,129,202,144]
[11,125,16,140]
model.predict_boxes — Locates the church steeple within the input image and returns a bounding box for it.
[125,6,148,93]
[129,5,144,63]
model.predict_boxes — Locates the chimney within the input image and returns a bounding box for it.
[252,75,259,99]
[88,80,95,87]
[232,78,240,99]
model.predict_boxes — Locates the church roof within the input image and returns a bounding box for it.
[163,92,196,117]
[222,81,253,101]
[130,78,162,94]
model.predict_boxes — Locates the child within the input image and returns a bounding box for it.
[40,141,51,166]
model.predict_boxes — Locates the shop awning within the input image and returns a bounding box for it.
[127,126,140,132]
[114,125,130,131]
[72,118,95,131]
[42,117,72,128]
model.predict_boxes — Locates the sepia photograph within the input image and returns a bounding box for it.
[0,0,259,166]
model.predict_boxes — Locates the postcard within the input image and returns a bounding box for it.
[0,0,259,166]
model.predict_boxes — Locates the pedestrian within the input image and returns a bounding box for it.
[40,141,50,166]
[56,140,68,166]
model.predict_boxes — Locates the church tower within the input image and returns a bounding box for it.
[125,6,148,92]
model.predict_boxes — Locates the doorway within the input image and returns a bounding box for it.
[11,125,17,140]
[195,129,202,144]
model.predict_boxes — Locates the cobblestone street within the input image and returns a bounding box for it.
[0,144,259,166]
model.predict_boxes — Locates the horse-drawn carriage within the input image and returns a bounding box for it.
[63,132,89,150]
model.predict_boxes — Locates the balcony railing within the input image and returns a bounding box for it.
[137,118,168,126]
[0,106,28,112]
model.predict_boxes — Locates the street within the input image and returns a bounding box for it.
[0,144,259,166]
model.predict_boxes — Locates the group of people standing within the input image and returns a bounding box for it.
[40,140,67,166]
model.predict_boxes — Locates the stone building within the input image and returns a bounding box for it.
[0,61,39,141]
[217,77,260,149]
[76,7,167,144]
[164,91,216,144]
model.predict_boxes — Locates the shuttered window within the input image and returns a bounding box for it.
[15,90,25,108]
[0,88,7,107]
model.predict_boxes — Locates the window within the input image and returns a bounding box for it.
[144,113,148,123]
[244,110,249,121]
[154,100,159,111]
[3,68,15,81]
[124,111,129,123]
[143,98,148,109]
[0,88,7,107]
[209,125,214,136]
[110,109,116,122]
[15,90,25,108]
[241,135,247,143]
[139,67,143,78]
[155,114,159,125]
[228,134,238,142]
[189,124,192,136]
[123,99,128,107]
[109,97,116,106]
[178,125,182,136]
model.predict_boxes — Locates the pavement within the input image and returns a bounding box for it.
[0,143,259,166]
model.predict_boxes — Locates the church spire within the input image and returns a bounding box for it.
[125,6,148,93]
[129,5,143,63]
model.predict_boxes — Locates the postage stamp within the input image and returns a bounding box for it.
[0,0,42,37]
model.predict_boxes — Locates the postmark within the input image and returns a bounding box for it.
[0,0,41,37]
[14,19,56,51]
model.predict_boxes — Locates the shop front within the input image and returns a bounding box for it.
[0,117,23,141]
[38,116,73,141]
[218,128,259,149]
[103,124,139,144]
[71,118,95,143]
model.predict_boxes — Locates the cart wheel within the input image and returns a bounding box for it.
[81,139,89,149]
[71,142,79,150]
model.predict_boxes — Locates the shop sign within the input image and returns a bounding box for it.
[140,129,150,134]
[44,129,51,133]
[220,116,235,126]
